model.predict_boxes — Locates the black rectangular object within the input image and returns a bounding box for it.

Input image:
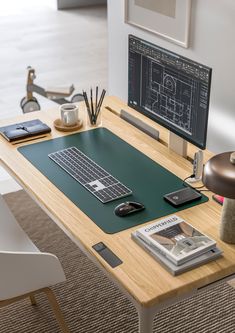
[128,35,212,149]
[92,242,123,268]
[164,187,202,207]
[0,119,51,142]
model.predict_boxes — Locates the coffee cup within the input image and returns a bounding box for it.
[60,103,79,127]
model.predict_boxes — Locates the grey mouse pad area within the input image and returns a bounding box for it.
[18,128,208,234]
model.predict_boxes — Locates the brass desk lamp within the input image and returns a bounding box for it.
[202,152,235,243]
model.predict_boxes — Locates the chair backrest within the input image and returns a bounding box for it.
[0,194,38,252]
[0,194,66,300]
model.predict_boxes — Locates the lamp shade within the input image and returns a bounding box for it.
[202,152,235,199]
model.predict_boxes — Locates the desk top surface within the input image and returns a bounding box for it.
[0,96,235,308]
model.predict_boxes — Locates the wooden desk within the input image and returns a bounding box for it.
[1,96,235,333]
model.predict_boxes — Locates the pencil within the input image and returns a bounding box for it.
[95,86,98,116]
[95,89,106,120]
[90,88,94,124]
[83,91,92,124]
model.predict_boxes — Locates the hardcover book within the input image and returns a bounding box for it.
[135,215,216,266]
[132,232,222,276]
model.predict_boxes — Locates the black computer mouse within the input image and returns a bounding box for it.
[114,201,145,217]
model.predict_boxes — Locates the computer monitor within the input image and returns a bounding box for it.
[128,35,212,150]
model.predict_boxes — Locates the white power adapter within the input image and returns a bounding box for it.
[187,150,204,183]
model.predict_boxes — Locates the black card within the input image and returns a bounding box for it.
[164,187,202,207]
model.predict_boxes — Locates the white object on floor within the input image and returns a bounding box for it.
[0,178,22,195]
[0,166,11,181]
[0,193,69,333]
[0,193,66,300]
[0,193,69,332]
[0,167,22,194]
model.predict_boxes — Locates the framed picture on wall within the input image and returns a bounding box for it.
[125,0,191,48]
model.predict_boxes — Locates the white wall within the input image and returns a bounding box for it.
[107,0,235,153]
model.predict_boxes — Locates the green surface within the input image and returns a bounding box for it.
[18,128,208,234]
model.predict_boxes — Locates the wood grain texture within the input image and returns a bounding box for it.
[0,96,235,308]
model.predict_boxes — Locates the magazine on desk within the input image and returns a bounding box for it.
[135,215,216,266]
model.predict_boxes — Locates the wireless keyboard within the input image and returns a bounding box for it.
[48,147,132,203]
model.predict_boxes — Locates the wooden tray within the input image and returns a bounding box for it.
[54,118,83,132]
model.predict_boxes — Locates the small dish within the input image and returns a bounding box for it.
[53,118,83,132]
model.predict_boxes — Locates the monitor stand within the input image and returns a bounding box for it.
[168,132,187,158]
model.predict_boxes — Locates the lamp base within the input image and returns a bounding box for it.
[220,198,235,243]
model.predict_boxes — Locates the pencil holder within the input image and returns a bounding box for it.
[86,106,102,128]
[83,87,106,129]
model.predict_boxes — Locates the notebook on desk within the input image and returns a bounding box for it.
[0,119,51,142]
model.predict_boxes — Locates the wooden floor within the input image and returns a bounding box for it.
[0,1,107,190]
[0,2,107,118]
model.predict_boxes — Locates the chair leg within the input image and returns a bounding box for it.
[43,288,70,333]
[29,294,37,306]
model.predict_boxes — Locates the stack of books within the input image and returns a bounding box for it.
[132,215,222,276]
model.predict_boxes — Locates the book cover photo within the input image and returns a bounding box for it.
[136,215,216,265]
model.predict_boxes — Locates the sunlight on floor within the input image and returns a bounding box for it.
[0,0,57,16]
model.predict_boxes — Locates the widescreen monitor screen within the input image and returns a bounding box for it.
[128,35,212,149]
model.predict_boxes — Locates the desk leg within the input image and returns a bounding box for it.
[137,305,155,333]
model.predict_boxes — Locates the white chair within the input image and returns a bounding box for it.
[0,194,70,333]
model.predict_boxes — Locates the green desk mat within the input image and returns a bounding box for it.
[18,128,208,234]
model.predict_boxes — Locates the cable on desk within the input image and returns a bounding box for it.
[182,175,210,193]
